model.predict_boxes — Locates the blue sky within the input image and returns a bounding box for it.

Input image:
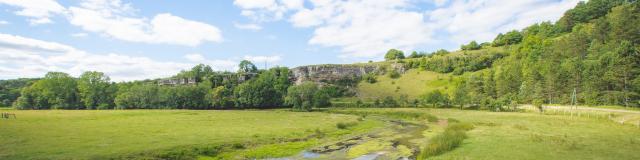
[0,0,580,81]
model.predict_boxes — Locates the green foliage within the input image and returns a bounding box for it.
[451,1,640,108]
[0,78,37,107]
[238,60,258,73]
[557,0,626,32]
[234,67,291,108]
[460,41,481,50]
[404,47,505,74]
[284,81,332,111]
[363,73,377,83]
[207,86,234,109]
[78,71,115,109]
[384,49,405,61]
[492,30,523,46]
[388,70,401,79]
[407,51,424,58]
[14,72,80,109]
[421,90,449,108]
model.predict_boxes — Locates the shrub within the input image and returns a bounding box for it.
[363,73,377,83]
[418,123,474,159]
[389,70,401,79]
[336,122,357,129]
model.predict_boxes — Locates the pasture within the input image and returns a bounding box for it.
[1,108,639,159]
[0,109,379,159]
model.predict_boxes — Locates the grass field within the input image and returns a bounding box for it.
[2,107,639,159]
[0,109,381,159]
[328,108,640,160]
[356,70,460,100]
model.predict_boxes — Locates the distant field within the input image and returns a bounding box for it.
[0,109,380,159]
[333,108,640,160]
[356,70,460,100]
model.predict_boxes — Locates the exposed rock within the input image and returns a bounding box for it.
[290,63,405,85]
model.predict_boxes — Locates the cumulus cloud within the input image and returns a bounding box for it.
[234,0,304,22]
[0,33,235,81]
[427,0,580,46]
[67,0,223,47]
[235,0,579,58]
[0,0,66,25]
[299,0,432,58]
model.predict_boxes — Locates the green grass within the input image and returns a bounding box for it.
[327,108,640,160]
[418,122,474,159]
[356,70,460,100]
[0,109,382,159]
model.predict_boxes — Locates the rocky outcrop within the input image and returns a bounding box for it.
[290,63,405,85]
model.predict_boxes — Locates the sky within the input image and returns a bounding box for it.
[0,0,581,81]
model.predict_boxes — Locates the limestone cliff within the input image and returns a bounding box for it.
[290,63,405,85]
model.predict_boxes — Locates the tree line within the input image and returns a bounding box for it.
[11,61,337,111]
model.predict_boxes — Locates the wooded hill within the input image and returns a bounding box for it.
[385,0,640,109]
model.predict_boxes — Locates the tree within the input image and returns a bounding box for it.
[207,86,234,109]
[285,81,318,111]
[493,30,523,46]
[422,90,449,108]
[461,41,481,50]
[234,67,290,108]
[14,72,80,109]
[238,60,258,73]
[384,49,405,61]
[78,71,114,109]
[452,81,469,109]
[408,51,421,58]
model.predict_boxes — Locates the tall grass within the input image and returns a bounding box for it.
[326,109,438,121]
[417,122,474,159]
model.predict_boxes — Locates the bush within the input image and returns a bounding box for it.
[363,73,377,83]
[336,122,357,129]
[389,70,401,79]
[418,123,474,159]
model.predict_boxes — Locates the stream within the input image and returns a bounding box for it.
[267,119,429,160]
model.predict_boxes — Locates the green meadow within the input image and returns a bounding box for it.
[0,109,380,159]
[2,108,639,159]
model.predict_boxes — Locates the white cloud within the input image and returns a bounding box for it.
[235,0,579,58]
[0,20,10,25]
[0,0,66,25]
[427,0,580,46]
[234,22,262,31]
[68,0,223,46]
[0,33,235,81]
[291,0,433,58]
[233,0,304,22]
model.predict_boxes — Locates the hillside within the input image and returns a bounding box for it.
[355,70,459,100]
